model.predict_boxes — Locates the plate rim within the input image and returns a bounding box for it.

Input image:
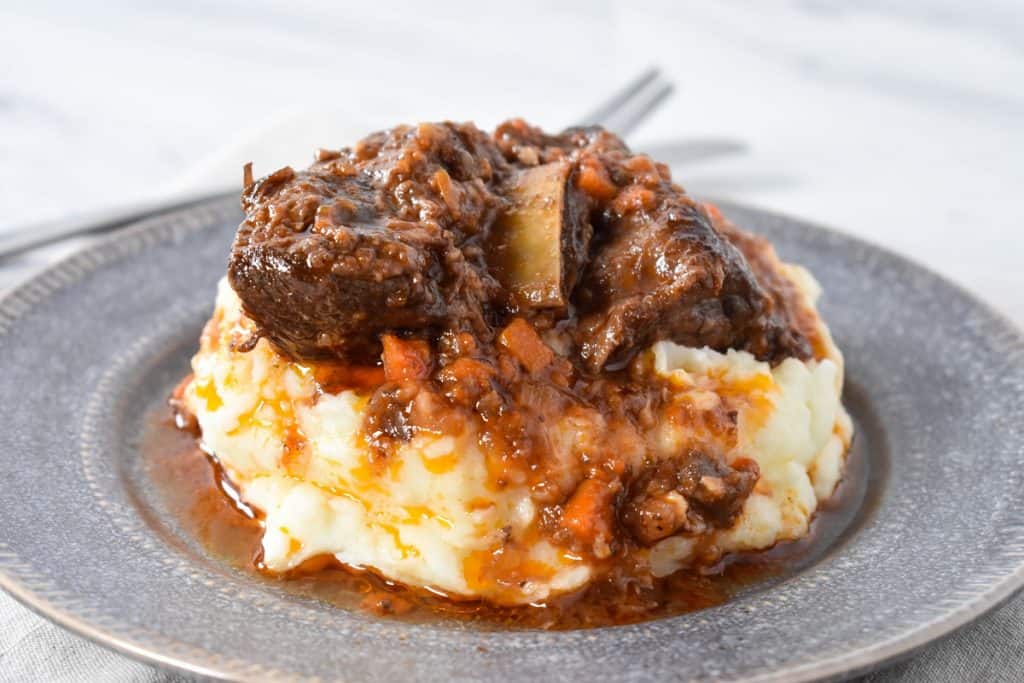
[2,193,1023,683]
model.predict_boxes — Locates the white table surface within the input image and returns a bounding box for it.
[1,1,1023,681]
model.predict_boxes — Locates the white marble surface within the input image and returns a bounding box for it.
[1,1,1023,680]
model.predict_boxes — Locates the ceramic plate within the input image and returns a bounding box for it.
[2,196,1023,682]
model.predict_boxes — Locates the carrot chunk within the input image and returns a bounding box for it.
[312,364,386,393]
[560,478,615,545]
[703,202,724,223]
[437,357,496,406]
[498,318,554,374]
[576,156,618,201]
[381,335,432,383]
[611,185,656,214]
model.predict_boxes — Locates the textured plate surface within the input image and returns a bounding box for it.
[1,196,1023,682]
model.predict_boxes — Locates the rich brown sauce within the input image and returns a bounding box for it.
[142,405,864,630]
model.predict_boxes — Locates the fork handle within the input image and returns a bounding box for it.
[0,192,230,260]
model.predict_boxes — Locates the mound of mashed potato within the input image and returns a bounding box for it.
[182,268,852,606]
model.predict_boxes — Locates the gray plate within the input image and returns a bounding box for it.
[2,195,1023,682]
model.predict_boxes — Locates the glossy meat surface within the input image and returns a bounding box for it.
[229,119,811,369]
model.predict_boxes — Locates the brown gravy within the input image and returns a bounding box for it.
[142,406,863,630]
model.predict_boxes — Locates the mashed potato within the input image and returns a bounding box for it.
[184,268,851,605]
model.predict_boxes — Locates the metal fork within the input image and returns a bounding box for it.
[578,67,674,136]
[0,68,677,261]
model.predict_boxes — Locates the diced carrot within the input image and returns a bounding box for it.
[576,156,618,201]
[703,202,724,223]
[560,478,614,544]
[313,364,386,393]
[498,318,554,374]
[432,168,461,217]
[451,331,478,355]
[437,357,496,408]
[622,154,657,174]
[381,335,432,383]
[441,357,494,383]
[611,185,656,214]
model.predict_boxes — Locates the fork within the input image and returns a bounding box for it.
[0,68,678,261]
